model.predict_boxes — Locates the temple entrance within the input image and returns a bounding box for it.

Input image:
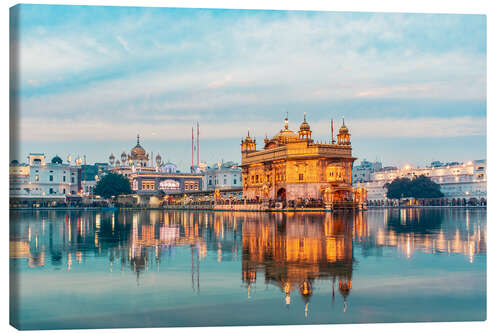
[277,188,286,202]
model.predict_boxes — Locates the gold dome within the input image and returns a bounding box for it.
[339,117,349,134]
[273,129,299,143]
[272,115,299,143]
[131,135,147,160]
[300,113,310,131]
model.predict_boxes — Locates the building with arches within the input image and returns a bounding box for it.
[355,159,487,206]
[240,114,357,204]
[108,135,201,195]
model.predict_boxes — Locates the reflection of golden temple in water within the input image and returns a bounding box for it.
[10,208,486,307]
[240,212,359,315]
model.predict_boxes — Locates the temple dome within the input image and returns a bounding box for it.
[300,113,310,131]
[300,121,310,131]
[339,117,349,134]
[273,129,299,143]
[131,135,147,160]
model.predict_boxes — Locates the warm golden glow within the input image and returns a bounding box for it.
[241,116,356,202]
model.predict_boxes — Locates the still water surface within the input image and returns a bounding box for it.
[10,208,486,329]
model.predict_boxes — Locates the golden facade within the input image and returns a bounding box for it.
[241,115,356,202]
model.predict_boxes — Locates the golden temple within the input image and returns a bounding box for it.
[241,114,362,205]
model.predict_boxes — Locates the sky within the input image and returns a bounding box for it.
[9,4,486,171]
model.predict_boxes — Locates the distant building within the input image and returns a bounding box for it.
[355,159,487,205]
[202,161,242,191]
[10,153,80,203]
[108,135,160,178]
[352,159,382,183]
[80,163,111,195]
[108,135,201,195]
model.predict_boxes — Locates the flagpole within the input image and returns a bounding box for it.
[191,127,194,173]
[197,122,199,168]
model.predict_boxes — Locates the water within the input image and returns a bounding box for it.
[10,208,486,330]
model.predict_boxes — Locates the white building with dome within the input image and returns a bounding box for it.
[10,153,81,205]
[108,135,201,195]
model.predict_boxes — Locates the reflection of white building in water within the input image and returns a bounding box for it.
[355,159,486,205]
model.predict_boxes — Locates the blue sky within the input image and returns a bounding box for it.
[10,5,486,171]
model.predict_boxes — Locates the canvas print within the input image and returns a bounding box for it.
[9,4,486,330]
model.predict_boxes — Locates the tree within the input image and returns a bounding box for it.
[384,175,443,199]
[93,173,132,198]
[410,175,444,198]
[384,177,413,199]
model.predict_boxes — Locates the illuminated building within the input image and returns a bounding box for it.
[109,135,164,177]
[109,135,202,194]
[241,114,357,203]
[355,159,487,205]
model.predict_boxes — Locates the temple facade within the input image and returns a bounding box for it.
[108,135,201,195]
[240,114,357,203]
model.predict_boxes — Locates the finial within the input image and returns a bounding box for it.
[137,134,140,145]
[284,112,289,130]
[304,112,306,121]
[247,129,250,137]
[342,116,345,126]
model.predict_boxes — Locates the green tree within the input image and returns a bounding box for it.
[93,173,132,198]
[384,177,413,199]
[384,175,443,199]
[410,175,444,198]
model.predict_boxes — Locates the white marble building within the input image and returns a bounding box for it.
[10,153,80,200]
[202,161,242,191]
[355,159,486,205]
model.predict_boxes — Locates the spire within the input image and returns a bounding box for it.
[284,112,289,130]
[136,134,140,145]
[304,112,306,122]
[342,116,345,126]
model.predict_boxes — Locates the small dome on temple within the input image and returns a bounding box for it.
[300,112,310,131]
[339,117,349,134]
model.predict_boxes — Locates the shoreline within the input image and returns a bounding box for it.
[9,206,487,211]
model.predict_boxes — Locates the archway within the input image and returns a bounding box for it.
[277,188,286,202]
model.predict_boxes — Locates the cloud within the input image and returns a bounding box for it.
[116,35,131,53]
[11,6,486,158]
[19,116,485,143]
